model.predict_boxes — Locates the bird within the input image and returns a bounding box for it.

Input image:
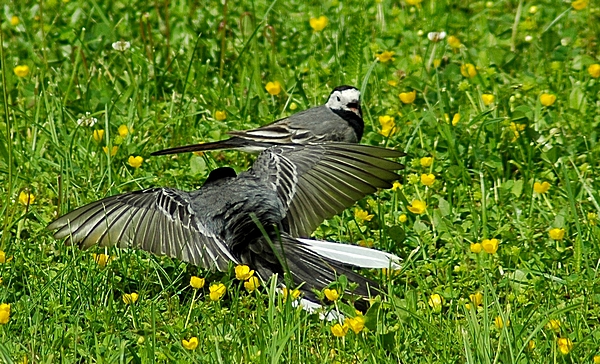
[48,143,403,310]
[150,85,363,156]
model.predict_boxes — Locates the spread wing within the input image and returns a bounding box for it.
[249,143,405,237]
[48,188,238,271]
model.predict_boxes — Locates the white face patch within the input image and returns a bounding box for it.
[326,88,361,113]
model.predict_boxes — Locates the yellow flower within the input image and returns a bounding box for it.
[182,337,199,350]
[331,323,349,337]
[377,51,395,63]
[549,228,565,241]
[128,156,143,168]
[481,238,499,254]
[309,16,328,32]
[101,146,116,156]
[93,253,111,267]
[215,111,226,121]
[265,81,282,96]
[533,181,550,194]
[460,63,477,78]
[594,355,600,364]
[428,293,442,312]
[528,340,536,351]
[354,208,374,222]
[420,157,433,167]
[470,243,482,253]
[123,293,139,304]
[432,59,441,68]
[469,292,483,306]
[420,173,435,186]
[387,80,398,87]
[405,0,422,5]
[451,113,461,126]
[244,276,260,292]
[571,0,587,10]
[407,200,427,214]
[509,122,526,141]
[494,316,509,329]
[0,303,10,324]
[546,319,561,332]
[14,65,30,78]
[345,316,365,334]
[190,276,205,289]
[378,115,396,137]
[19,191,35,206]
[557,337,573,355]
[282,287,301,300]
[392,181,403,191]
[10,16,19,26]
[0,251,5,264]
[482,94,495,106]
[235,265,255,280]
[398,213,407,223]
[289,102,297,110]
[324,288,340,301]
[588,212,597,226]
[589,64,600,78]
[209,283,226,301]
[399,90,417,104]
[447,35,461,49]
[540,93,556,107]
[93,129,105,142]
[118,125,130,137]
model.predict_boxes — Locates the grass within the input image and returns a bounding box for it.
[1,0,600,362]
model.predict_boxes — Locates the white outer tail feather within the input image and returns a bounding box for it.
[297,238,402,269]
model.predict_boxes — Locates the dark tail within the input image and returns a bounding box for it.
[150,138,243,156]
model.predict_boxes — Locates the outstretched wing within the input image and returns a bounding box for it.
[48,188,237,271]
[249,143,405,237]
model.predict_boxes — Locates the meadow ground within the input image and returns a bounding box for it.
[1,0,600,362]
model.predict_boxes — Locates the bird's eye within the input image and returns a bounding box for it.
[337,96,341,102]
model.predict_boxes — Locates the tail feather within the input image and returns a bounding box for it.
[151,137,271,156]
[297,238,401,269]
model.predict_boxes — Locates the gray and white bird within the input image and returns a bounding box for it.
[49,143,403,309]
[151,85,363,156]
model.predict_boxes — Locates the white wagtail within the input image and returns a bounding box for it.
[49,143,403,309]
[151,86,363,156]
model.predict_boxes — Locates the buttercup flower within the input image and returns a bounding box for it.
[282,287,301,300]
[331,323,349,337]
[481,238,499,254]
[215,111,226,121]
[470,292,483,306]
[377,51,395,63]
[190,276,205,289]
[93,129,105,142]
[546,319,561,332]
[128,156,143,168]
[407,200,427,214]
[392,181,403,191]
[19,191,35,206]
[593,355,600,364]
[354,208,374,222]
[447,35,461,49]
[540,93,556,107]
[118,125,131,137]
[509,122,526,141]
[420,174,435,186]
[589,64,600,78]
[0,251,6,264]
[345,316,365,334]
[123,293,139,304]
[451,113,460,126]
[93,253,112,267]
[309,16,328,31]
[405,0,422,5]
[10,16,19,26]
[549,228,565,241]
[460,64,477,78]
[182,337,199,350]
[420,157,433,167]
[533,181,550,194]
[14,65,30,78]
[398,213,407,223]
[235,265,255,280]
[209,283,226,301]
[265,81,282,96]
[482,94,495,105]
[0,304,10,324]
[103,146,118,156]
[571,0,587,10]
[557,337,573,355]
[470,243,482,253]
[428,293,442,312]
[399,90,417,104]
[494,316,509,329]
[387,80,398,87]
[324,288,340,301]
[244,276,260,292]
[378,115,396,137]
[528,340,536,351]
[112,41,131,52]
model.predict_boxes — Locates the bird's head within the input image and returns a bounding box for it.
[326,85,362,118]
